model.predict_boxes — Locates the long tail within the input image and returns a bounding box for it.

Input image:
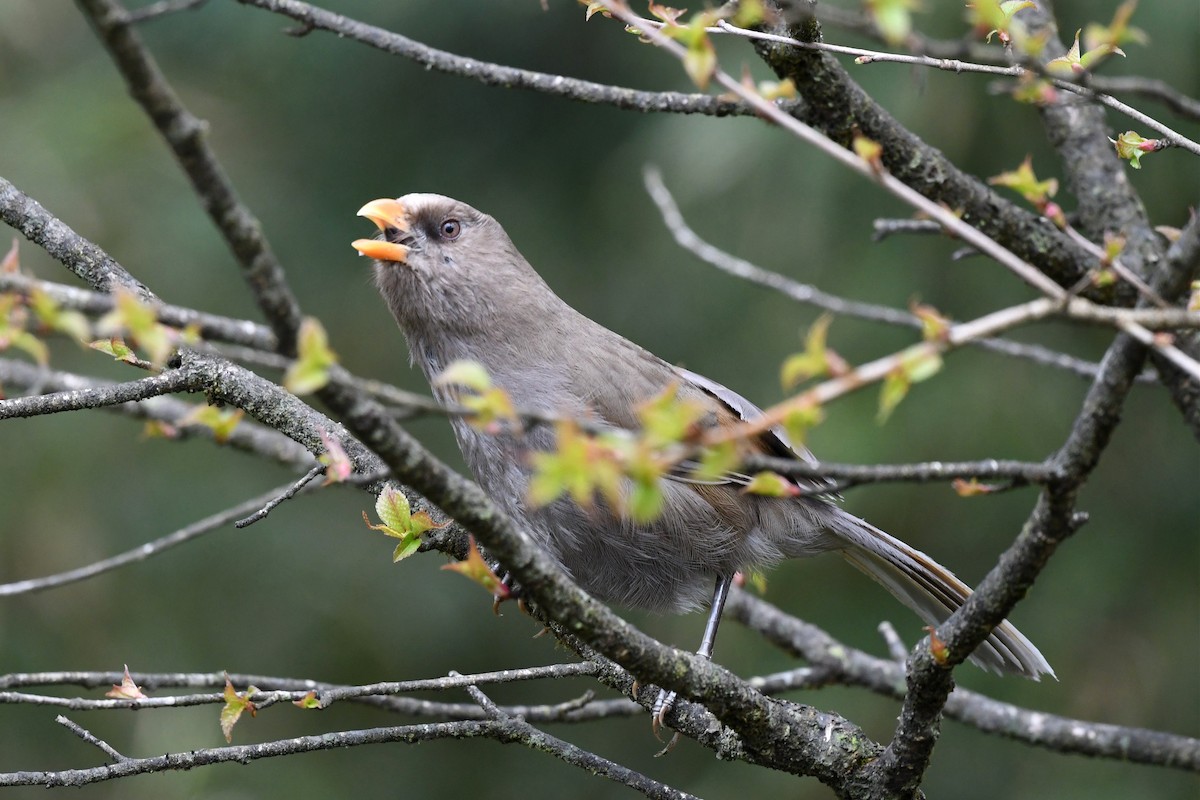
[828,512,1055,680]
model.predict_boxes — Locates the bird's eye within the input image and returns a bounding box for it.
[439,219,461,240]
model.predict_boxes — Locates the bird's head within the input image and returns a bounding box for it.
[353,193,550,340]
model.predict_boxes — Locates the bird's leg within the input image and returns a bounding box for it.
[652,573,732,735]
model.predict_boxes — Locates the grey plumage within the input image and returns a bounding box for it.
[354,192,1053,680]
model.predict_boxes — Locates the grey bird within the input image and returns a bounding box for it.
[351,193,1054,717]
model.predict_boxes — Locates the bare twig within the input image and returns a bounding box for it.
[234,465,324,527]
[79,0,305,353]
[234,0,760,119]
[0,369,190,420]
[55,716,128,762]
[0,479,321,598]
[644,169,1190,383]
[0,272,278,350]
[710,19,1200,156]
[126,0,208,24]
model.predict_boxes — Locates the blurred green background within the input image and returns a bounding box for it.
[1,1,1196,798]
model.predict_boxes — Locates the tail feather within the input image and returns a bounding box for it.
[831,514,1055,680]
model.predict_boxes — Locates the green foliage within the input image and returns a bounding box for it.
[284,317,337,395]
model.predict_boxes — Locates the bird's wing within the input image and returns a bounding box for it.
[672,367,835,496]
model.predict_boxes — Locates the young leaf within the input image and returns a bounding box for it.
[730,0,766,28]
[866,0,917,45]
[781,402,824,446]
[441,535,510,600]
[1109,131,1163,169]
[683,34,716,90]
[1083,0,1147,52]
[580,1,609,21]
[742,471,800,497]
[988,156,1058,207]
[853,134,885,175]
[318,429,353,484]
[528,421,621,510]
[98,289,174,367]
[363,485,445,562]
[966,0,1034,45]
[877,368,910,424]
[0,238,19,273]
[880,346,943,422]
[636,382,706,447]
[180,405,245,444]
[1047,29,1123,76]
[220,674,258,743]
[293,690,322,709]
[284,317,337,395]
[781,314,834,389]
[911,302,950,342]
[30,289,91,343]
[89,336,141,365]
[691,441,739,482]
[952,478,1000,496]
[105,665,148,700]
[434,359,494,393]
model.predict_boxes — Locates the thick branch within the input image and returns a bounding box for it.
[750,8,1113,304]
[77,0,304,353]
[0,176,152,298]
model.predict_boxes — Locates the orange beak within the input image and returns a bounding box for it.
[352,198,411,262]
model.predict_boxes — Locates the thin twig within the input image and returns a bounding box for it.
[0,272,278,350]
[126,0,208,23]
[711,19,1200,156]
[0,479,321,598]
[0,369,191,420]
[610,20,1200,382]
[55,716,128,762]
[642,168,1178,382]
[234,465,325,528]
[234,0,759,119]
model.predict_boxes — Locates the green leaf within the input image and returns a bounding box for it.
[911,301,950,342]
[781,314,834,389]
[877,369,910,424]
[180,406,244,444]
[781,403,824,446]
[627,481,664,523]
[30,288,91,342]
[691,441,739,482]
[730,0,765,28]
[441,535,510,599]
[1084,0,1147,51]
[902,347,944,383]
[284,317,337,395]
[866,0,917,45]
[363,486,444,562]
[8,330,47,365]
[434,359,493,393]
[682,35,716,90]
[1109,130,1160,169]
[293,691,321,709]
[988,156,1057,206]
[89,336,140,365]
[742,471,799,497]
[98,289,174,366]
[637,382,706,448]
[220,674,258,743]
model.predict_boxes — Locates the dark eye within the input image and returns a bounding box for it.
[439,219,461,240]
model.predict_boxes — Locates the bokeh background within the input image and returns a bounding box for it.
[1,1,1196,798]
